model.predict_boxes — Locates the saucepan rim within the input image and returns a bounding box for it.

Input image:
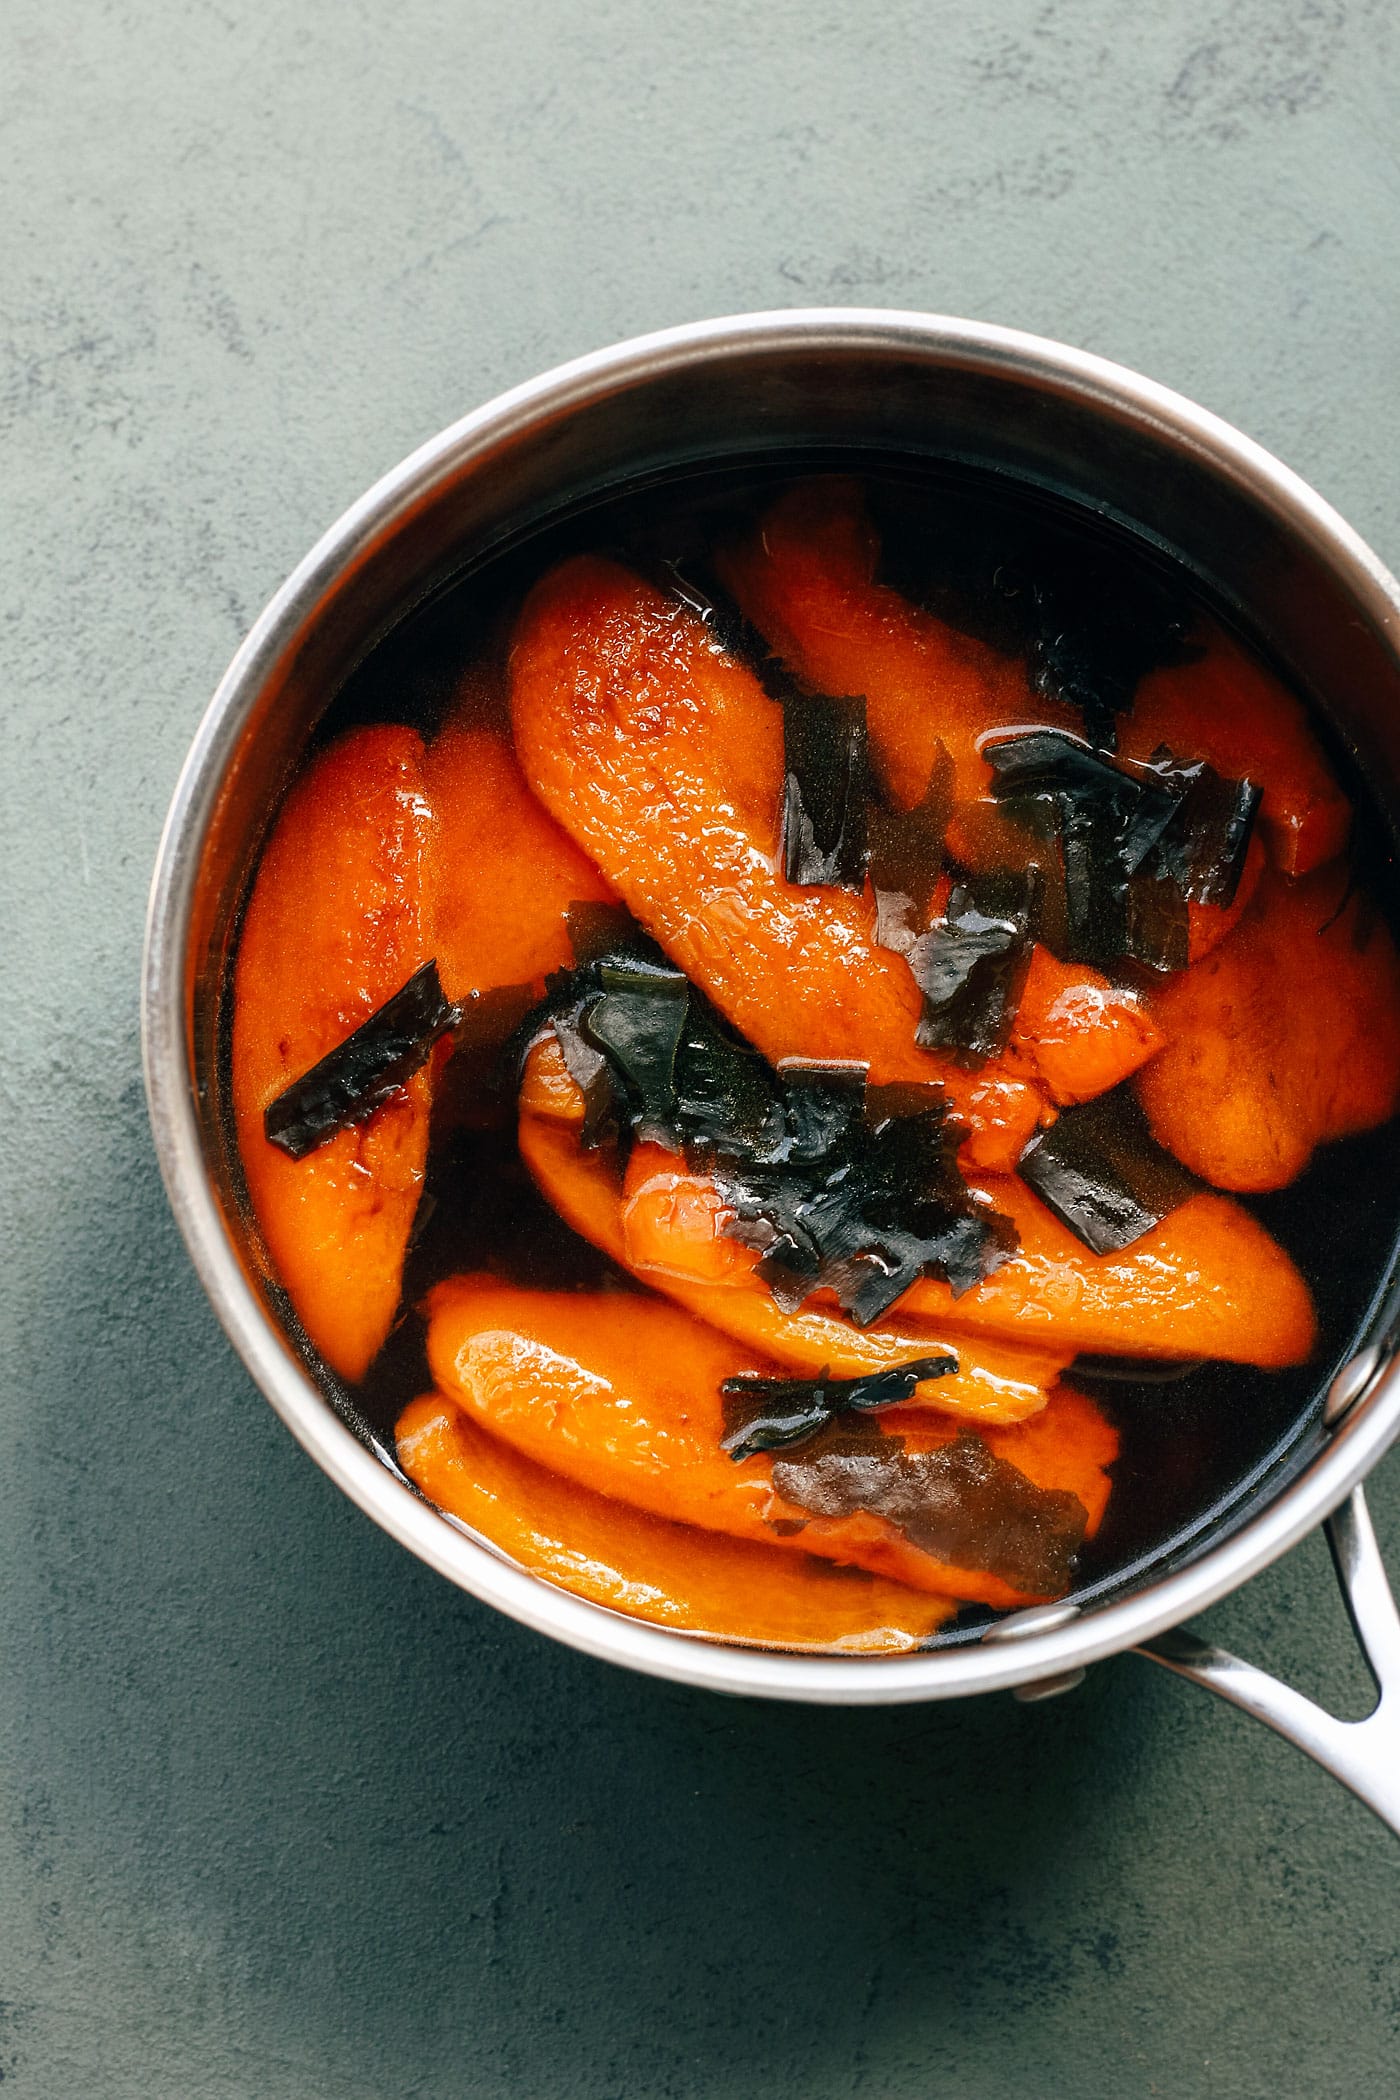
[141,308,1400,1702]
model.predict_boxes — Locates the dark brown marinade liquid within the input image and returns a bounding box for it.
[302,455,1400,1640]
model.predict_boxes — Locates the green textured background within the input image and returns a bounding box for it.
[5,3,1400,2094]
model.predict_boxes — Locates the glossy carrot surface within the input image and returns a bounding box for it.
[423,1276,1116,1607]
[1009,946,1161,1105]
[428,719,613,1004]
[396,1392,956,1649]
[510,555,1159,1169]
[1138,862,1400,1191]
[903,1174,1317,1368]
[717,476,1074,810]
[233,725,437,1381]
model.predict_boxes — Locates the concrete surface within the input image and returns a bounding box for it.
[5,2,1400,2094]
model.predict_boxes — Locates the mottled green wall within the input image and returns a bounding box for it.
[4,2,1400,2093]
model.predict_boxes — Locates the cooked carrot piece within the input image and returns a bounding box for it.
[233,725,436,1380]
[507,553,1169,1169]
[1120,632,1350,877]
[396,1392,956,1649]
[716,476,1076,811]
[901,1171,1316,1368]
[977,1384,1117,1536]
[1010,946,1161,1104]
[508,553,955,1082]
[519,1048,1312,1371]
[423,1277,1116,1607]
[1186,829,1267,963]
[515,1049,1069,1427]
[428,719,613,1003]
[1137,862,1400,1192]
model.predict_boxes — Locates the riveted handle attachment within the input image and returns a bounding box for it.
[1134,1486,1400,1836]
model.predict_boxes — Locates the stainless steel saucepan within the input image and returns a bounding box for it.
[141,312,1400,1832]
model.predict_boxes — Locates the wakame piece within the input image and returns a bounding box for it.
[516,960,1019,1319]
[770,1418,1089,1596]
[719,1355,958,1461]
[781,690,872,891]
[983,727,1258,969]
[906,870,1038,1061]
[718,1080,1018,1325]
[583,963,690,1146]
[264,960,457,1161]
[868,742,956,921]
[1016,1083,1200,1255]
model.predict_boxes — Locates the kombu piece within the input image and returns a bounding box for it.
[983,728,1259,970]
[514,928,1018,1322]
[717,1080,1018,1324]
[657,557,876,893]
[906,869,1038,1061]
[780,689,872,891]
[719,1356,957,1461]
[868,741,955,924]
[771,1418,1088,1595]
[264,960,457,1160]
[1017,1082,1200,1255]
[583,964,689,1146]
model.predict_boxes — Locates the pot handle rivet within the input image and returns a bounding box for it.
[984,1599,1085,1701]
[1324,1345,1384,1426]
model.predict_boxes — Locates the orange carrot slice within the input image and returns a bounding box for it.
[1137,861,1400,1192]
[233,725,436,1380]
[1120,631,1349,877]
[396,1391,956,1649]
[901,1172,1316,1368]
[716,476,1074,810]
[428,719,613,1004]
[1010,946,1161,1105]
[516,1089,1067,1426]
[423,1276,1117,1607]
[508,553,1165,1169]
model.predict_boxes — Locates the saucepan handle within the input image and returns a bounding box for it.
[1133,1487,1400,1836]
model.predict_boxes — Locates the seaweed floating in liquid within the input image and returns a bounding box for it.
[780,689,872,892]
[905,868,1038,1062]
[512,963,1017,1320]
[719,1356,957,1461]
[264,960,457,1160]
[1017,1083,1200,1255]
[983,727,1257,971]
[771,1418,1088,1595]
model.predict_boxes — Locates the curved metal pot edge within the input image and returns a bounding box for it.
[142,307,1400,1705]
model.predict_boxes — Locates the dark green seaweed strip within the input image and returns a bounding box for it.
[983,728,1257,970]
[868,742,955,922]
[719,1356,957,1461]
[780,690,872,891]
[510,960,1018,1318]
[770,1418,1088,1594]
[264,960,457,1160]
[583,964,690,1147]
[1017,1084,1200,1255]
[906,869,1038,1062]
